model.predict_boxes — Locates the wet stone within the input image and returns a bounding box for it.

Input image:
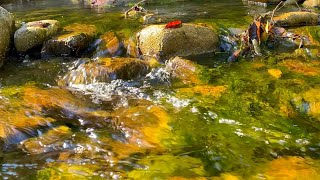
[59,58,151,86]
[274,12,320,27]
[0,6,15,67]
[165,56,201,85]
[124,37,139,58]
[137,23,219,61]
[20,126,72,154]
[14,20,60,52]
[41,23,97,58]
[92,31,123,58]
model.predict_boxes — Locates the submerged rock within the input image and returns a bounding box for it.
[14,20,60,52]
[0,6,15,67]
[0,84,82,144]
[124,37,139,58]
[274,12,319,27]
[20,126,72,154]
[60,58,150,85]
[137,23,219,61]
[93,31,123,58]
[42,24,97,58]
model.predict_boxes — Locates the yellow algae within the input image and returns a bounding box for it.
[178,85,227,98]
[221,174,240,180]
[280,60,320,76]
[0,84,81,139]
[252,62,265,69]
[148,57,161,68]
[268,69,282,79]
[169,177,207,180]
[262,156,320,180]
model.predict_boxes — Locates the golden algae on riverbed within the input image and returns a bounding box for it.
[111,105,171,149]
[177,85,227,98]
[37,163,103,179]
[280,59,320,76]
[0,84,82,140]
[302,88,320,117]
[260,156,320,179]
[128,155,206,179]
[267,68,282,79]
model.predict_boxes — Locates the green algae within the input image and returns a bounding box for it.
[128,155,207,179]
[13,8,142,38]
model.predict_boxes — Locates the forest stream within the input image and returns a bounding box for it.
[1,0,320,179]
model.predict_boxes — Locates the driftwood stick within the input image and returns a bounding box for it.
[125,0,147,18]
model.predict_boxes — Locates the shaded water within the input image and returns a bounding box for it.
[1,0,320,179]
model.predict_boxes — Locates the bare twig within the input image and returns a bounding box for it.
[271,1,284,23]
[125,0,147,19]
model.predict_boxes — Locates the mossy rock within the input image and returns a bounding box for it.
[14,20,60,52]
[0,6,15,67]
[137,23,219,61]
[274,12,319,27]
[303,0,320,7]
[41,23,97,58]
[0,84,82,143]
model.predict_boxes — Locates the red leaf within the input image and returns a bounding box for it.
[165,20,182,29]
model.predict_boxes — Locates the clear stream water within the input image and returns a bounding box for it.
[1,0,320,179]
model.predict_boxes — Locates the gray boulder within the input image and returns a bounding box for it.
[14,20,60,52]
[137,23,219,61]
[0,6,14,67]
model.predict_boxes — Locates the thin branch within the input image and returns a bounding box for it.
[271,1,284,23]
[125,0,147,19]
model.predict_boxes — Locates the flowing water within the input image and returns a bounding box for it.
[1,0,320,179]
